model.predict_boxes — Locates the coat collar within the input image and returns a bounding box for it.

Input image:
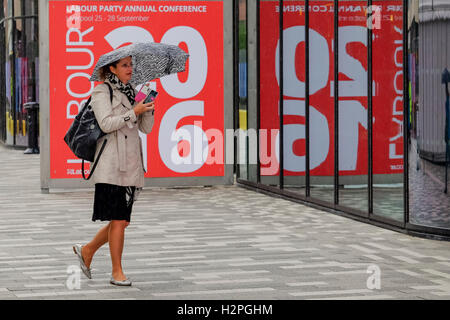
[104,79,136,109]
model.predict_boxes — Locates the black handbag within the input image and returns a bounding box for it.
[64,83,113,180]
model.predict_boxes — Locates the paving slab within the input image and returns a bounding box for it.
[1,144,450,300]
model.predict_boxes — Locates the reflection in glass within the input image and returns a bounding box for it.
[337,0,368,213]
[308,0,334,203]
[372,0,404,222]
[1,0,39,147]
[4,5,14,145]
[236,0,450,237]
[0,3,5,142]
[408,0,450,229]
[281,0,306,196]
[259,0,281,187]
[14,0,29,146]
[237,0,249,180]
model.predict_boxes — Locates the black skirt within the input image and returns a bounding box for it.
[92,183,136,222]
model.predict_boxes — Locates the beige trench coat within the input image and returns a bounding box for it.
[90,80,154,188]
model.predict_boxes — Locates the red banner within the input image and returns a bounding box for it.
[49,1,224,179]
[259,1,404,176]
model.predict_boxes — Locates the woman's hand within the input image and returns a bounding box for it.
[133,100,155,116]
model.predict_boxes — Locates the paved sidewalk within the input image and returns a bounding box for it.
[1,144,450,300]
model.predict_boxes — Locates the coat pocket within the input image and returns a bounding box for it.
[139,137,146,173]
[117,131,127,172]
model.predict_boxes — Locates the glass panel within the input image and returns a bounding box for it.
[259,0,281,187]
[308,0,335,203]
[24,3,39,104]
[13,0,27,146]
[24,0,38,16]
[408,0,450,229]
[0,2,6,142]
[4,0,14,145]
[2,1,7,21]
[281,0,306,196]
[337,0,368,213]
[372,0,404,222]
[14,0,22,16]
[237,0,249,180]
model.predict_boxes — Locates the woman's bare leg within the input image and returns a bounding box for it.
[109,220,129,281]
[82,222,111,268]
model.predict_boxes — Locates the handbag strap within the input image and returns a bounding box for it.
[105,82,113,99]
[81,82,114,180]
[82,139,107,180]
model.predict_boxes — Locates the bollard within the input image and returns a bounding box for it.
[23,102,40,154]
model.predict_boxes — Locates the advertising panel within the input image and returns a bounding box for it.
[49,1,224,179]
[259,1,404,177]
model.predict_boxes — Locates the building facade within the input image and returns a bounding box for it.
[235,0,450,239]
[1,0,449,239]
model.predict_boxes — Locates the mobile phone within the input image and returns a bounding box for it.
[143,90,158,103]
[135,82,152,102]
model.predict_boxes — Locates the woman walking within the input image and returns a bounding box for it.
[73,56,155,286]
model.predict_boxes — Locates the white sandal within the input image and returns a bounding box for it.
[73,244,92,279]
[110,277,132,286]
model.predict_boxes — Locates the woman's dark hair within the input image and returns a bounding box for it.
[99,60,119,80]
